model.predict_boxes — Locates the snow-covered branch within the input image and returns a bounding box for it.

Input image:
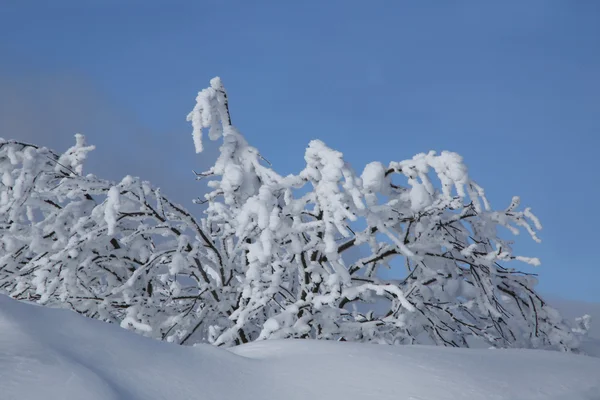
[0,78,587,352]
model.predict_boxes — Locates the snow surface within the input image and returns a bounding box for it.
[1,294,599,400]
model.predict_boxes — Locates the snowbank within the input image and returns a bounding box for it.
[1,294,599,400]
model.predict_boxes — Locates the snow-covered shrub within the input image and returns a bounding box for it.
[0,136,231,344]
[0,78,587,351]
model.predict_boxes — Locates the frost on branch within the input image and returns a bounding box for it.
[0,78,588,352]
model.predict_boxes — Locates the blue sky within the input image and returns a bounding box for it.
[1,1,598,301]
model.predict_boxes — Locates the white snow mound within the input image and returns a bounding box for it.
[1,294,599,400]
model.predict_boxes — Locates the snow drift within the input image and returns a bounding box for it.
[1,294,599,400]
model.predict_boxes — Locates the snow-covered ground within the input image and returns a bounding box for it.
[1,294,599,400]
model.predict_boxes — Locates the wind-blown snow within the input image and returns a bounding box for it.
[1,295,599,400]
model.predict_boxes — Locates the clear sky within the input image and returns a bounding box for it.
[1,1,598,301]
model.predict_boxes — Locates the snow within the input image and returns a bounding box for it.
[361,161,386,192]
[186,76,230,153]
[104,185,120,235]
[1,294,599,400]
